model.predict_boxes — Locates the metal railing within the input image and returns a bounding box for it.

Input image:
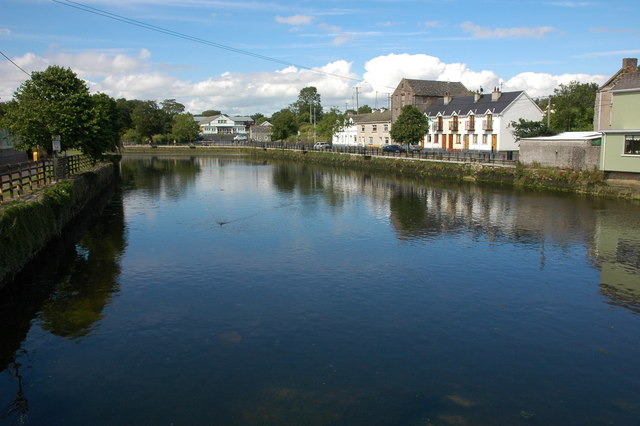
[167,141,519,166]
[0,155,92,203]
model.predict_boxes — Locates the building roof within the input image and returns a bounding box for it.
[612,72,640,91]
[233,116,254,122]
[521,131,602,141]
[400,79,469,97]
[353,110,392,123]
[425,91,524,117]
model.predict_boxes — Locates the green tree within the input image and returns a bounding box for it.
[510,118,555,140]
[550,81,598,132]
[6,65,93,153]
[131,100,164,140]
[357,105,372,114]
[85,93,121,158]
[201,109,221,117]
[390,105,429,145]
[161,99,185,117]
[271,108,298,141]
[292,86,323,124]
[171,113,200,142]
[316,108,345,141]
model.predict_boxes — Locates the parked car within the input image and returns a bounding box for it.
[383,144,406,153]
[404,144,422,152]
[233,134,248,141]
[313,142,332,150]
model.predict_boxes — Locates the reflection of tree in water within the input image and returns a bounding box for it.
[37,196,126,339]
[120,156,201,201]
[271,163,345,208]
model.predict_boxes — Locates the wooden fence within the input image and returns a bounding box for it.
[0,155,92,203]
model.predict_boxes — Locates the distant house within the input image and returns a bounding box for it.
[391,78,469,122]
[594,58,640,178]
[424,88,543,152]
[250,121,272,143]
[332,115,359,146]
[199,114,249,135]
[356,110,393,147]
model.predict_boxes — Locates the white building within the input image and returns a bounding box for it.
[199,114,248,135]
[424,89,543,152]
[332,116,359,146]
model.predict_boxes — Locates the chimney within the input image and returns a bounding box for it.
[622,58,638,73]
[443,92,452,105]
[474,90,481,103]
[491,87,502,102]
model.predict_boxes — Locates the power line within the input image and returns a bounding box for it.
[52,0,362,84]
[0,50,32,77]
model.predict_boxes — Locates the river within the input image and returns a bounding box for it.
[1,154,639,425]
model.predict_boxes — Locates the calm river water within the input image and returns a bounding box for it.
[2,154,640,425]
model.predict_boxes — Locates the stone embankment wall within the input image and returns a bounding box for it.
[0,161,117,286]
[520,140,601,170]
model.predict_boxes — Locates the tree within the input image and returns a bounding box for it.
[292,86,323,124]
[550,81,598,132]
[390,105,429,145]
[201,109,221,117]
[171,113,200,143]
[316,108,345,141]
[6,65,93,153]
[510,118,555,140]
[271,108,298,141]
[251,112,266,123]
[86,93,121,158]
[160,99,185,117]
[131,100,164,140]
[357,105,372,114]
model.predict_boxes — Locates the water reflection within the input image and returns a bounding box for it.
[120,155,201,200]
[37,196,126,339]
[0,195,125,423]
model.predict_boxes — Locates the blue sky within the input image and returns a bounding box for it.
[2,0,639,115]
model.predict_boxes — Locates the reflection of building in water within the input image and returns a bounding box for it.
[593,207,640,313]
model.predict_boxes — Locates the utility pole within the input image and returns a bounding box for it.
[547,95,551,127]
[355,87,359,111]
[313,107,317,144]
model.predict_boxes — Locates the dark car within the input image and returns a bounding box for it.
[383,144,406,153]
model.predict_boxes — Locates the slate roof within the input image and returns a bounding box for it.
[353,110,392,123]
[612,72,640,91]
[401,79,469,97]
[425,91,524,117]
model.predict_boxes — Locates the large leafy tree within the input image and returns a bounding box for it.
[292,86,323,124]
[131,100,165,140]
[390,105,429,145]
[550,81,598,132]
[171,113,200,142]
[86,93,121,157]
[6,65,93,153]
[271,108,298,141]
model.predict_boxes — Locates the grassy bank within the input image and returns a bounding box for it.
[121,146,639,200]
[0,162,117,285]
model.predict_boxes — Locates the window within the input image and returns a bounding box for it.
[625,135,640,155]
[468,115,475,131]
[372,124,377,132]
[361,125,365,132]
[384,124,389,132]
[385,137,389,144]
[482,134,488,145]
[473,135,478,145]
[484,114,493,130]
[369,137,373,144]
[437,116,443,131]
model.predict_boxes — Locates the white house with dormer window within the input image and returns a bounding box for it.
[199,114,248,135]
[424,89,543,152]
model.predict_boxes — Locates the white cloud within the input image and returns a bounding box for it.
[0,28,11,36]
[0,49,609,115]
[461,21,558,39]
[275,15,314,26]
[360,53,608,100]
